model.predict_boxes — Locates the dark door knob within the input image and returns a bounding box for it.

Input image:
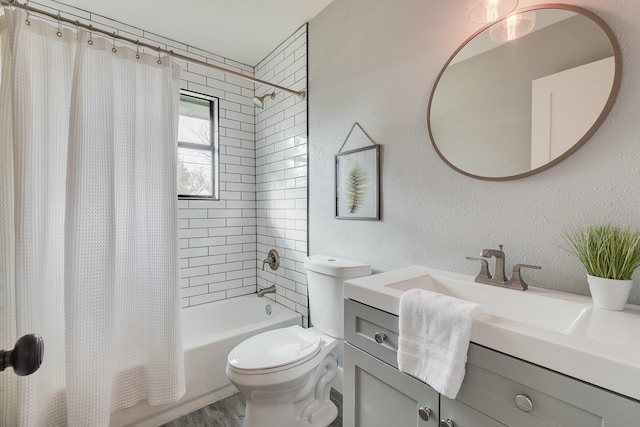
[1,334,44,376]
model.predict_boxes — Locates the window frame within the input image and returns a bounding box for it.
[177,89,220,200]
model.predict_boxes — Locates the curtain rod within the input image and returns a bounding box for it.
[0,0,306,100]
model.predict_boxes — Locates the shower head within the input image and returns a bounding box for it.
[252,92,276,109]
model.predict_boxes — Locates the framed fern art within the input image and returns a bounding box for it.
[335,123,380,220]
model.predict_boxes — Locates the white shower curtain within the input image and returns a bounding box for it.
[0,8,185,426]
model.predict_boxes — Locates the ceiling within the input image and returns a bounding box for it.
[53,0,335,66]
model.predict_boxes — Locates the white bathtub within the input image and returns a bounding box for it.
[109,295,302,427]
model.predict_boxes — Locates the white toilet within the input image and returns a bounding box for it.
[226,255,371,427]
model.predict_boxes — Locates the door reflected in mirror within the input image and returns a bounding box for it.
[428,5,621,180]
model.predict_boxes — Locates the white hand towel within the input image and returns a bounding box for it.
[397,288,487,399]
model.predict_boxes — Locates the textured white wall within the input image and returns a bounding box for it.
[308,0,640,303]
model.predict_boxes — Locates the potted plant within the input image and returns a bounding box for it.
[564,224,640,311]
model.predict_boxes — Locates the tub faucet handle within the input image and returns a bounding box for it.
[262,249,280,271]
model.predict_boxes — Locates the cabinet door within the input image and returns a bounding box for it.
[344,343,439,427]
[440,397,506,427]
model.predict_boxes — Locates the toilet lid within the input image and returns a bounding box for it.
[227,325,321,371]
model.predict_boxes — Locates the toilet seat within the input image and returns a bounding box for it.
[227,325,326,374]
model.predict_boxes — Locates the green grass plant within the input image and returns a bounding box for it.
[563,224,640,280]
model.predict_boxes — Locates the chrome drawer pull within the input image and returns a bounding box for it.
[374,332,386,343]
[418,406,431,421]
[439,419,454,427]
[515,394,534,413]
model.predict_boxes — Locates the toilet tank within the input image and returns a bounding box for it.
[304,255,371,338]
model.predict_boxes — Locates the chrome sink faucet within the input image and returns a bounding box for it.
[466,245,541,291]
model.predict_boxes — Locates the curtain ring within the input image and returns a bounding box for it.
[25,0,31,25]
[111,32,117,53]
[135,40,141,59]
[87,24,94,45]
[56,12,63,37]
[157,46,162,65]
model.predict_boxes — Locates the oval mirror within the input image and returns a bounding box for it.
[427,5,621,180]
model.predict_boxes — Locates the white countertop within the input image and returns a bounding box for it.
[344,266,640,401]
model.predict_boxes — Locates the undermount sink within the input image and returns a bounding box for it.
[344,266,592,335]
[387,273,591,334]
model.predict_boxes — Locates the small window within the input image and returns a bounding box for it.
[177,90,219,199]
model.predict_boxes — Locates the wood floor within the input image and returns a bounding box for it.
[161,388,343,427]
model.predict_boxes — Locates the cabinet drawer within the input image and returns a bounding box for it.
[460,344,640,427]
[344,299,399,367]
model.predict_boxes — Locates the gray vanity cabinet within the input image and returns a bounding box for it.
[344,299,640,427]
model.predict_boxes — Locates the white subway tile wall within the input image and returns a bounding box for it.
[255,25,309,326]
[31,2,308,316]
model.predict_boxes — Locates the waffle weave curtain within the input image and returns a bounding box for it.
[0,8,185,426]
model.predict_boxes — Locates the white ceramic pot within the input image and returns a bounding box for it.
[587,275,633,311]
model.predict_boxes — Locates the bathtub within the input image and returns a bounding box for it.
[109,294,302,427]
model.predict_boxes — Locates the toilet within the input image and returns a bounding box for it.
[226,255,371,427]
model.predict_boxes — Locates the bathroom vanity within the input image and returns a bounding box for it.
[342,267,640,426]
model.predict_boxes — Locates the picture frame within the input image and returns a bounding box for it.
[335,124,380,220]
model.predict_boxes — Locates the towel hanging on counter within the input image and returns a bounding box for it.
[397,288,487,399]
